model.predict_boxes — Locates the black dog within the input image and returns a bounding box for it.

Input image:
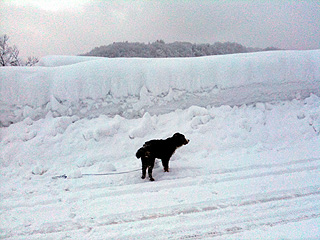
[136,133,189,181]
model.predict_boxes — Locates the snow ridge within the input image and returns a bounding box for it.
[1,50,319,126]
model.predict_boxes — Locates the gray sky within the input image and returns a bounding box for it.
[1,0,320,58]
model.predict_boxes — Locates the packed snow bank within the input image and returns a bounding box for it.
[37,55,104,67]
[1,50,319,126]
[1,94,319,179]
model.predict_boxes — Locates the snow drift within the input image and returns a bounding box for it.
[1,50,319,126]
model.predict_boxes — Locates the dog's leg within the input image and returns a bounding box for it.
[148,158,155,181]
[148,167,154,181]
[141,158,147,179]
[162,158,170,172]
[141,166,147,179]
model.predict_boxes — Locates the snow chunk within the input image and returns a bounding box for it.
[32,165,48,175]
[255,102,266,112]
[21,130,37,142]
[129,112,155,139]
[187,106,212,129]
[98,163,117,173]
[54,116,75,134]
[67,169,83,179]
[82,115,121,141]
[187,106,209,120]
[76,157,95,168]
[23,117,33,126]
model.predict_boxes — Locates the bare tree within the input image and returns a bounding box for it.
[25,56,39,66]
[0,34,21,66]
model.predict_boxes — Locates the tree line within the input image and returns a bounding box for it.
[81,40,280,58]
[1,35,280,67]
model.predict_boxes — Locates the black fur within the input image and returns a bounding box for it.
[136,133,189,181]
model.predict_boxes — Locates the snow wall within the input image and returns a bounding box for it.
[1,50,320,126]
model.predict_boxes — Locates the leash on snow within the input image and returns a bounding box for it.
[52,160,162,179]
[52,168,141,179]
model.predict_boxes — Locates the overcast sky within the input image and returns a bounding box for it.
[1,0,319,58]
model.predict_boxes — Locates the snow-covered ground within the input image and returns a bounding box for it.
[1,50,320,239]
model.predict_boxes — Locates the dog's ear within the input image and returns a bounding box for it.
[173,132,181,137]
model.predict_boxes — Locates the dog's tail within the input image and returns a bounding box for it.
[136,147,146,159]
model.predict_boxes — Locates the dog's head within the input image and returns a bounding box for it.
[172,132,189,147]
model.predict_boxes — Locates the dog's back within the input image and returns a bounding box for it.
[142,139,176,158]
[136,139,166,159]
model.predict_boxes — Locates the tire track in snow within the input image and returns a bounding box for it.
[0,158,319,239]
[1,164,318,215]
[81,185,320,227]
[87,194,320,239]
[1,157,319,212]
[67,157,320,195]
[213,164,319,184]
[1,185,319,239]
[209,157,320,175]
[119,207,320,240]
[178,209,320,239]
[45,157,320,198]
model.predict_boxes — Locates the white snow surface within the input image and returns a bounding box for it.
[37,55,105,67]
[1,50,320,239]
[1,50,319,126]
